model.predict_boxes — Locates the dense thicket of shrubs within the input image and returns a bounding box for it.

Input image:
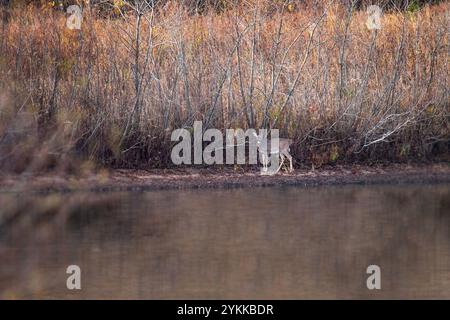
[0,1,448,173]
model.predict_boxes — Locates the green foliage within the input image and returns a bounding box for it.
[400,144,411,158]
[407,0,421,13]
[330,145,339,162]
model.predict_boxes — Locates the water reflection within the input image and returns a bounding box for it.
[0,184,449,299]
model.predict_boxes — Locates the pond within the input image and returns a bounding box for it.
[0,184,449,299]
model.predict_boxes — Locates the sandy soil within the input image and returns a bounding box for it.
[0,163,449,193]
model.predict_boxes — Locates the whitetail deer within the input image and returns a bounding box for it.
[252,132,294,174]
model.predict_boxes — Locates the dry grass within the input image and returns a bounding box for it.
[0,1,448,174]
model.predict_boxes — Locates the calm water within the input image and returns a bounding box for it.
[0,184,449,299]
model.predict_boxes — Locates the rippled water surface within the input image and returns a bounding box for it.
[0,184,449,299]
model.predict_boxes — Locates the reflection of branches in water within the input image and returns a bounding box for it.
[331,186,450,296]
[0,194,123,244]
[0,192,182,245]
[0,185,449,299]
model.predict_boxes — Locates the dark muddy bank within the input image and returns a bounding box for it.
[0,163,449,194]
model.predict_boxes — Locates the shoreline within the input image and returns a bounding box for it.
[0,163,449,194]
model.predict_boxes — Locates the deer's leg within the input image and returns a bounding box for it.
[279,154,285,172]
[274,154,284,174]
[287,154,293,172]
[262,153,267,172]
[265,153,269,171]
[282,151,294,172]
